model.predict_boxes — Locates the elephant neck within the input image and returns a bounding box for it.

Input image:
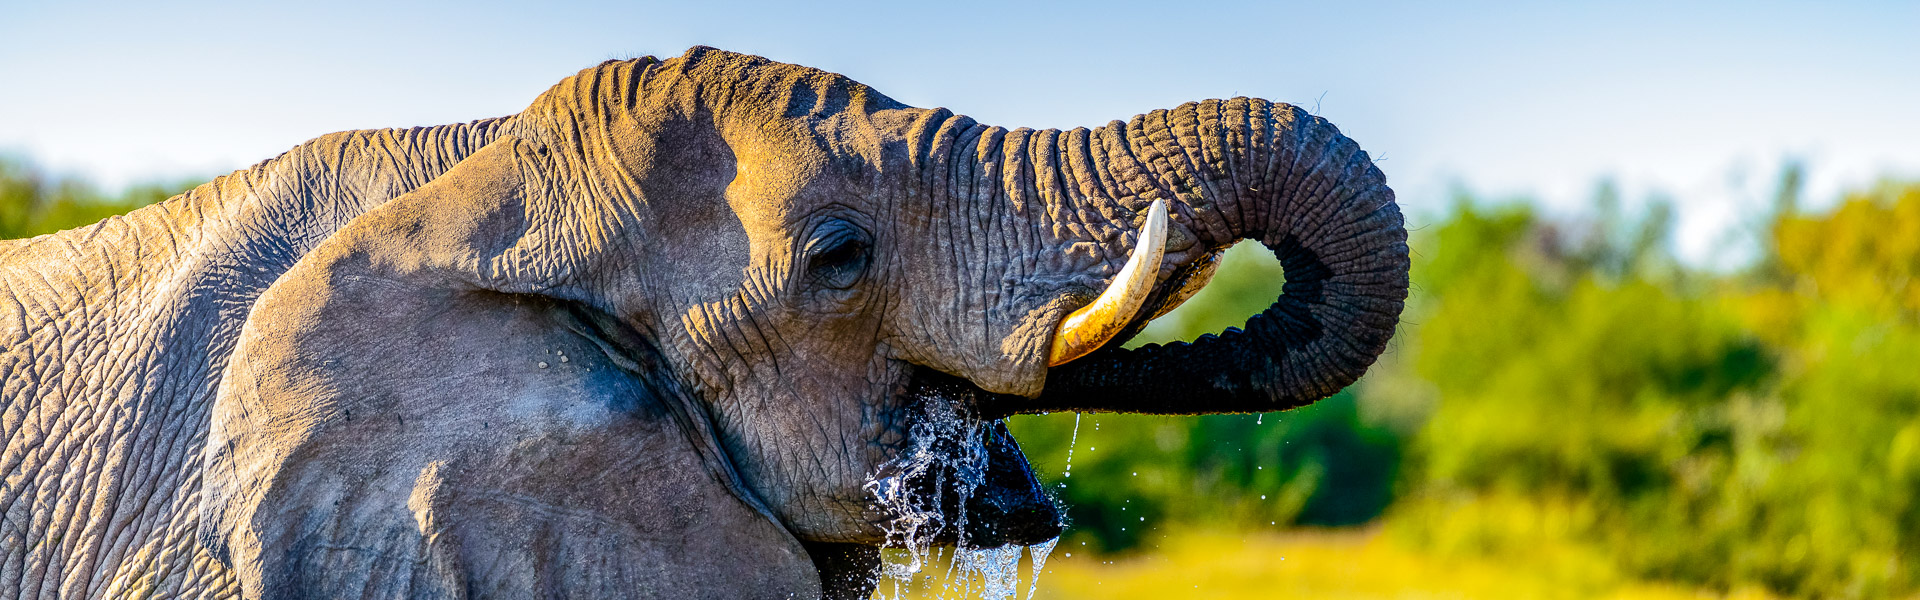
[0,116,509,597]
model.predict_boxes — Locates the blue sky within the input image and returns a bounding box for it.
[3,0,1915,267]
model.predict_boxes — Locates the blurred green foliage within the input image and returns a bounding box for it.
[1011,172,1920,599]
[1011,242,1404,554]
[0,154,198,239]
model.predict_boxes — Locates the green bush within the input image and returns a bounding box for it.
[1009,241,1405,553]
[1018,176,1920,598]
[1389,182,1920,598]
[0,155,199,239]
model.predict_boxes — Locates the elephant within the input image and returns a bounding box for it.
[0,46,1408,599]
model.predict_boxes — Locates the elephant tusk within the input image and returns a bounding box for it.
[1047,200,1168,366]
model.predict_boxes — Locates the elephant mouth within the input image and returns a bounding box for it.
[867,367,1063,551]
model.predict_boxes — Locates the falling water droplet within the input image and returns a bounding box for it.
[865,389,994,599]
[954,544,1023,600]
[1026,538,1059,600]
[1061,412,1082,483]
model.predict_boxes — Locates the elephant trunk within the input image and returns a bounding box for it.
[1009,98,1409,415]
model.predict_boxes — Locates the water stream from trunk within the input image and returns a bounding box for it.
[865,388,1063,599]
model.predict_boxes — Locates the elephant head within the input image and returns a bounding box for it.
[197,46,1407,598]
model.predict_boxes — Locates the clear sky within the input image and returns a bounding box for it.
[3,0,1915,267]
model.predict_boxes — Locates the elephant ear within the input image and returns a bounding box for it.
[197,136,818,599]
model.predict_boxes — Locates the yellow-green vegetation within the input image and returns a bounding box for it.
[890,528,1780,600]
[1007,172,1920,599]
[0,155,200,239]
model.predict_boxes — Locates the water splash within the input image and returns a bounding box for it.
[1025,537,1059,600]
[865,390,988,593]
[864,390,1066,599]
[953,544,1023,599]
[944,539,1062,600]
[1061,412,1082,484]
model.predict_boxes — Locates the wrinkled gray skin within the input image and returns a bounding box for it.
[0,47,1408,598]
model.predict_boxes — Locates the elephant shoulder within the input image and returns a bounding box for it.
[198,230,819,598]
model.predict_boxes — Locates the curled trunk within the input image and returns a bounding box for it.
[1005,98,1409,415]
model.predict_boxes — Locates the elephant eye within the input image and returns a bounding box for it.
[804,222,872,291]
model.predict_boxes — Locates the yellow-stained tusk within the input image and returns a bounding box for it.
[1047,200,1169,366]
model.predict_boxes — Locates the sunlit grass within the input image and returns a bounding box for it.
[878,527,1781,600]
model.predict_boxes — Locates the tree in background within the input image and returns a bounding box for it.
[1015,174,1920,599]
[0,155,199,239]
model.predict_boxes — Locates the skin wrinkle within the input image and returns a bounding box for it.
[1290,119,1347,244]
[993,129,1036,360]
[1085,125,1134,242]
[939,122,973,374]
[977,128,1023,380]
[1298,140,1366,247]
[1159,104,1211,214]
[1029,129,1066,254]
[1114,113,1163,213]
[967,127,997,365]
[1259,105,1305,239]
[1180,100,1219,202]
[1193,101,1240,230]
[976,127,1015,367]
[1143,108,1224,245]
[948,121,986,378]
[1008,129,1042,288]
[951,123,988,375]
[1054,128,1090,248]
[912,114,962,373]
[1290,159,1382,392]
[1262,105,1305,239]
[1216,99,1253,239]
[1118,115,1218,281]
[1059,126,1105,265]
[1077,125,1115,248]
[1076,126,1120,220]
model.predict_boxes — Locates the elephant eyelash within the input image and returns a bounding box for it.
[803,224,872,291]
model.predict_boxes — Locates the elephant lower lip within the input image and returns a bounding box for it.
[873,367,1062,551]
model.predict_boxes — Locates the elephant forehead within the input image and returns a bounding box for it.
[727,146,826,229]
[721,100,889,211]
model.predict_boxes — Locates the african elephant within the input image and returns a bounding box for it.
[0,46,1407,598]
